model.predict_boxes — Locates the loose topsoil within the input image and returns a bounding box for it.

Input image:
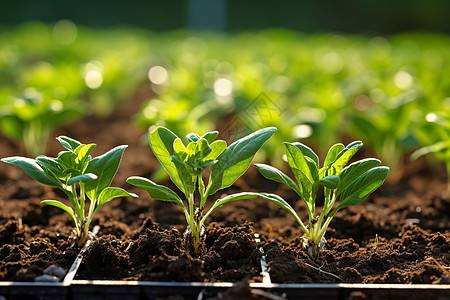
[0,88,449,283]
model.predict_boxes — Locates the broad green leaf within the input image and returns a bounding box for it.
[57,136,83,152]
[208,127,276,196]
[36,156,65,179]
[284,143,314,184]
[41,200,76,222]
[85,145,127,200]
[67,173,98,186]
[204,140,227,161]
[305,157,319,182]
[254,163,301,196]
[186,133,201,142]
[291,142,319,167]
[195,138,212,158]
[315,175,340,189]
[320,143,345,178]
[336,166,389,210]
[291,167,313,204]
[173,138,188,162]
[74,144,96,166]
[323,143,344,168]
[1,157,62,188]
[127,176,185,208]
[335,158,381,196]
[328,141,363,176]
[171,158,195,195]
[149,127,186,195]
[97,187,138,207]
[201,131,219,144]
[56,151,75,170]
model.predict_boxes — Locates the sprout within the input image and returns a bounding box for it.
[255,141,389,259]
[1,136,137,247]
[127,126,276,256]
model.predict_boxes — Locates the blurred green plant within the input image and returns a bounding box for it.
[412,111,450,189]
[0,89,81,156]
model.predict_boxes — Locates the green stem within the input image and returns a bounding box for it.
[198,175,206,209]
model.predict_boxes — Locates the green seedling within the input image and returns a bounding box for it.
[411,112,450,189]
[1,136,137,247]
[127,126,277,256]
[255,141,389,259]
[0,89,81,157]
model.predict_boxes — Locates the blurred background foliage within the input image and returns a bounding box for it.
[0,0,449,182]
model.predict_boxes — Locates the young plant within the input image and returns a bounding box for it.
[127,126,277,256]
[1,136,137,247]
[255,141,389,259]
[0,89,82,157]
[411,112,450,190]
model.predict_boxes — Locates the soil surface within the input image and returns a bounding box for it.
[0,87,449,283]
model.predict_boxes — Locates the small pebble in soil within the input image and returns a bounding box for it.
[44,265,66,279]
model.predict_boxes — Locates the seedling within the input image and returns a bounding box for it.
[255,141,389,259]
[127,126,276,256]
[411,112,450,189]
[1,136,137,247]
[0,90,81,157]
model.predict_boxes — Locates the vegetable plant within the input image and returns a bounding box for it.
[127,126,277,256]
[0,89,81,157]
[1,136,137,247]
[411,112,450,189]
[255,141,389,259]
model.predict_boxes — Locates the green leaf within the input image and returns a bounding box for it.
[320,143,345,178]
[336,166,389,210]
[208,127,276,196]
[85,145,127,200]
[97,187,138,207]
[202,192,262,221]
[67,173,98,186]
[195,138,212,158]
[284,142,314,184]
[171,158,195,195]
[291,142,319,167]
[201,131,219,144]
[202,192,306,232]
[335,158,381,196]
[204,140,227,161]
[41,200,77,223]
[74,143,96,166]
[127,176,185,208]
[186,133,201,142]
[291,167,313,203]
[323,143,345,168]
[36,156,65,179]
[149,127,186,195]
[315,175,340,189]
[57,136,83,152]
[328,141,363,176]
[254,163,301,196]
[1,156,62,188]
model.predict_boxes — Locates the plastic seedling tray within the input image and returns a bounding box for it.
[3,228,449,300]
[0,226,99,300]
[68,233,450,300]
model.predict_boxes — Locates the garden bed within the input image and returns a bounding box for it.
[1,98,449,299]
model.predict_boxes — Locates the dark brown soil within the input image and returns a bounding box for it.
[76,220,262,282]
[0,86,449,284]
